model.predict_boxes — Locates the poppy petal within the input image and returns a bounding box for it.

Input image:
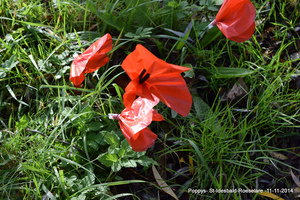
[120,125,158,152]
[214,0,256,43]
[122,44,192,117]
[152,109,165,121]
[228,21,255,43]
[111,95,164,152]
[119,94,160,140]
[70,33,112,87]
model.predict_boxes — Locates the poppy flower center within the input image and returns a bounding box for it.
[139,69,150,84]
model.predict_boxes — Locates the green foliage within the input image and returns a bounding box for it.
[199,26,222,48]
[98,131,157,172]
[0,55,19,78]
[15,115,29,131]
[125,27,154,40]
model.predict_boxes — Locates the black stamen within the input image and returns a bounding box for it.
[139,69,150,84]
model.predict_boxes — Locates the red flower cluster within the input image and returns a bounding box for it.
[69,0,256,151]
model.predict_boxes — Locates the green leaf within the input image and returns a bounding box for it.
[65,174,77,187]
[38,60,56,73]
[1,55,19,70]
[117,148,125,158]
[0,55,19,78]
[120,139,131,152]
[15,115,29,131]
[61,107,74,118]
[98,153,118,167]
[87,132,106,149]
[104,131,120,147]
[125,27,153,39]
[183,63,194,78]
[208,5,219,11]
[82,172,95,187]
[135,155,156,167]
[78,106,94,123]
[111,160,122,172]
[200,26,222,48]
[108,146,120,154]
[87,140,99,150]
[213,67,255,78]
[176,29,190,50]
[171,109,178,118]
[168,1,179,7]
[213,0,225,5]
[193,95,211,121]
[130,151,146,159]
[124,32,136,38]
[0,70,7,78]
[86,122,106,132]
[54,66,70,80]
[121,159,137,168]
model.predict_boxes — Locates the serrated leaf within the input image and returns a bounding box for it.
[108,146,120,154]
[121,159,137,168]
[98,153,118,167]
[213,67,255,78]
[104,131,120,147]
[121,139,131,152]
[65,174,77,187]
[38,59,56,73]
[117,148,125,158]
[1,55,18,70]
[82,172,95,187]
[135,155,155,167]
[54,65,70,79]
[87,132,106,148]
[111,160,122,172]
[193,95,211,121]
[152,164,179,200]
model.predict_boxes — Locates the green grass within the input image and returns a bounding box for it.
[1,0,300,199]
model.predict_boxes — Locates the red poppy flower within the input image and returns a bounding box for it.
[209,0,256,43]
[109,94,164,152]
[70,33,112,87]
[121,44,192,117]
